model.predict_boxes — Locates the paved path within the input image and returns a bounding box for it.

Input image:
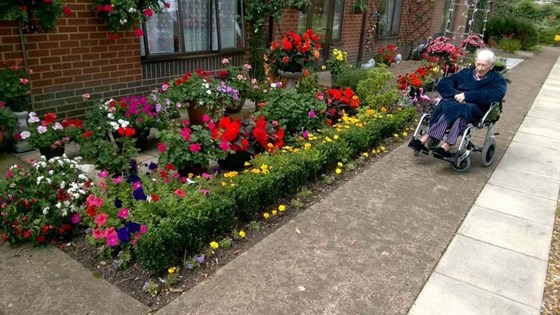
[0,47,558,315]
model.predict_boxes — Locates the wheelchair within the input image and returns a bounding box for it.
[409,100,503,172]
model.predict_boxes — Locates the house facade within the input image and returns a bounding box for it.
[0,0,459,118]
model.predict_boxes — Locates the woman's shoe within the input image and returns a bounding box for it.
[432,147,452,158]
[408,139,429,152]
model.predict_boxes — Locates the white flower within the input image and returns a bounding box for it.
[37,125,47,134]
[120,19,128,25]
[127,7,136,13]
[61,208,68,216]
[60,181,66,189]
[109,122,120,130]
[53,122,63,130]
[37,176,44,184]
[48,170,54,175]
[78,174,88,180]
[20,131,30,139]
[28,115,40,123]
[107,113,115,120]
[42,207,50,215]
[206,90,211,95]
[56,202,62,209]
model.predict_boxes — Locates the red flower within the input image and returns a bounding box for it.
[117,127,136,137]
[282,56,290,64]
[134,28,145,37]
[63,6,72,17]
[151,194,160,202]
[281,37,293,51]
[83,130,92,139]
[43,112,57,125]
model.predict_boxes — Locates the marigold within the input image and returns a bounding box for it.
[210,241,219,250]
[263,212,270,219]
[238,230,246,239]
[335,168,342,174]
[279,205,286,211]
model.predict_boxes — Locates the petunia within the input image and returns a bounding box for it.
[112,176,123,185]
[92,228,105,239]
[118,208,129,219]
[126,221,141,233]
[133,187,147,201]
[114,198,123,208]
[189,143,201,152]
[94,213,109,227]
[174,188,186,198]
[116,227,131,243]
[70,212,81,224]
[157,143,166,153]
[97,170,109,178]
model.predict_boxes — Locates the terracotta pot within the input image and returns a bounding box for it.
[225,98,246,114]
[187,101,207,125]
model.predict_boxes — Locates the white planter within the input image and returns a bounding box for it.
[8,109,32,153]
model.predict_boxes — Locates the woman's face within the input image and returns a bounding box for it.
[474,59,493,78]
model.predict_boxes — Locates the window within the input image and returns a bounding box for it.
[141,0,244,57]
[296,0,344,42]
[378,0,403,37]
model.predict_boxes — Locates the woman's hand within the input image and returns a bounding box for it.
[454,92,465,103]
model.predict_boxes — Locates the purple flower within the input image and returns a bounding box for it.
[133,187,147,201]
[148,162,158,171]
[302,130,309,138]
[70,212,81,224]
[114,199,123,208]
[308,111,316,118]
[187,263,194,270]
[126,221,141,233]
[117,227,131,243]
[196,255,205,264]
[127,174,140,184]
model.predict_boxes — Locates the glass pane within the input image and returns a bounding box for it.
[378,0,388,36]
[311,0,328,38]
[332,0,344,41]
[217,0,243,49]
[391,0,402,36]
[145,0,180,54]
[297,11,307,34]
[182,0,210,52]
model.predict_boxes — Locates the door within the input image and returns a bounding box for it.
[297,0,344,64]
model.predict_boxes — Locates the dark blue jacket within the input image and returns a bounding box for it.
[430,68,507,125]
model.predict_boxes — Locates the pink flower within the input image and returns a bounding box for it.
[140,225,148,234]
[132,182,142,190]
[174,188,186,198]
[202,114,211,123]
[222,58,229,65]
[308,111,316,118]
[157,142,166,153]
[97,170,108,178]
[208,122,215,131]
[92,228,105,239]
[106,234,119,247]
[62,6,72,17]
[20,78,29,85]
[94,213,109,227]
[200,189,210,195]
[112,176,123,185]
[134,28,144,37]
[118,208,129,219]
[162,83,169,91]
[180,127,191,141]
[71,212,81,224]
[189,143,201,152]
[82,93,90,100]
[143,8,153,17]
[86,194,103,208]
[219,140,230,151]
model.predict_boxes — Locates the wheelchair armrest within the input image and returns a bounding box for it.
[479,101,502,126]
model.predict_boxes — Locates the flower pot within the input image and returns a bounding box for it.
[277,69,304,90]
[218,151,252,171]
[8,109,32,153]
[39,146,65,160]
[177,164,208,177]
[187,101,208,125]
[225,98,246,114]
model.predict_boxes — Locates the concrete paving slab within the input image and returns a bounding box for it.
[526,108,560,123]
[516,123,560,140]
[488,167,560,200]
[512,131,560,150]
[530,96,560,114]
[434,235,547,308]
[458,205,552,260]
[0,245,150,315]
[474,184,556,226]
[522,116,560,132]
[506,140,560,165]
[498,152,560,182]
[408,272,539,315]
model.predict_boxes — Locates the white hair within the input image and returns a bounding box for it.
[476,49,496,66]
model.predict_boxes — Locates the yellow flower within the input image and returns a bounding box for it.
[380,146,386,151]
[272,210,277,215]
[336,55,343,61]
[333,135,339,140]
[362,152,369,158]
[263,212,270,219]
[381,107,388,113]
[335,168,342,174]
[188,173,194,179]
[304,143,312,150]
[238,230,246,239]
[267,143,273,148]
[279,205,286,212]
[402,131,408,137]
[221,181,227,187]
[293,148,300,153]
[321,65,327,70]
[168,267,177,274]
[244,161,251,167]
[393,133,399,138]
[337,162,343,167]
[230,183,235,187]
[367,109,375,116]
[325,137,332,142]
[210,241,219,250]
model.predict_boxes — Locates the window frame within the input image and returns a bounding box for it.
[141,0,245,60]
[377,0,403,38]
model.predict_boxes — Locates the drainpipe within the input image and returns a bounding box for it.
[17,20,33,111]
[357,10,368,66]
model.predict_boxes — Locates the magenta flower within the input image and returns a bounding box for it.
[157,142,166,153]
[94,213,109,227]
[219,140,230,151]
[118,208,129,219]
[189,143,201,152]
[112,176,123,185]
[71,212,81,224]
[202,114,211,123]
[308,111,316,118]
[97,170,109,178]
[86,194,103,208]
[92,228,105,240]
[180,127,191,141]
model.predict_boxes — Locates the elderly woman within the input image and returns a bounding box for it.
[409,49,507,157]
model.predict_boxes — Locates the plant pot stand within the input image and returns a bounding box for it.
[278,69,304,90]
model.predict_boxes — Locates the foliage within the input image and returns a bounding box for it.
[0,156,92,245]
[212,116,285,154]
[351,0,368,14]
[19,112,71,150]
[333,66,370,91]
[0,59,31,111]
[266,29,321,76]
[94,0,166,39]
[157,119,227,171]
[296,72,319,94]
[256,89,326,136]
[325,48,349,83]
[461,34,486,54]
[160,70,226,120]
[0,103,17,136]
[0,0,71,32]
[374,44,398,66]
[356,67,400,112]
[317,87,361,126]
[498,36,522,53]
[486,16,539,50]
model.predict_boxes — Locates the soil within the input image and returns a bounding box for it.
[60,134,411,311]
[542,213,560,314]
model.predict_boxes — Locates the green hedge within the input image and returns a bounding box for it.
[135,108,415,273]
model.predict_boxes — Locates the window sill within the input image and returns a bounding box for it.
[142,48,246,64]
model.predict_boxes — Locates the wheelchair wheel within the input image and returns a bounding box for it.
[480,139,496,167]
[451,156,471,172]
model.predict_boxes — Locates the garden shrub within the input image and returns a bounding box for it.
[136,218,183,273]
[498,37,522,53]
[356,67,400,111]
[485,16,539,50]
[257,89,326,136]
[333,66,369,90]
